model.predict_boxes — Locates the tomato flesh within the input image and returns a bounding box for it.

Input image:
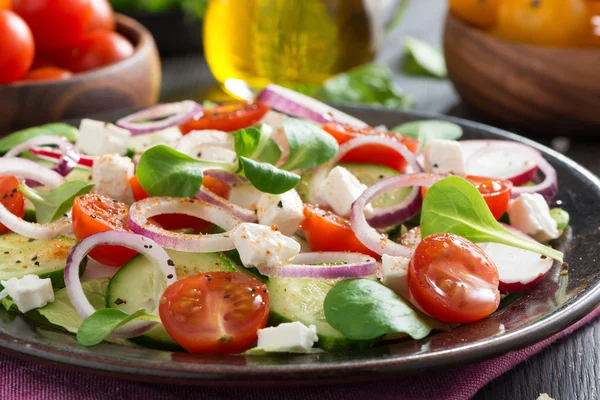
[159,272,270,354]
[408,233,500,324]
[0,10,34,84]
[0,177,25,234]
[300,205,379,258]
[322,123,419,173]
[180,102,270,134]
[72,194,137,267]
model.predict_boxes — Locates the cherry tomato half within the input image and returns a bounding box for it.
[0,0,11,10]
[0,10,34,84]
[408,233,500,324]
[322,123,420,173]
[88,0,115,32]
[24,67,72,82]
[13,0,92,51]
[448,0,500,29]
[300,204,380,258]
[58,30,134,73]
[72,194,137,267]
[180,102,270,134]
[0,177,25,234]
[159,272,270,354]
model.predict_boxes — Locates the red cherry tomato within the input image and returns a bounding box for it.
[180,102,271,134]
[408,233,500,324]
[300,204,380,258]
[0,10,34,84]
[159,272,270,354]
[88,0,115,32]
[72,194,137,267]
[58,31,134,73]
[322,123,420,173]
[0,177,25,234]
[13,0,92,51]
[24,67,72,82]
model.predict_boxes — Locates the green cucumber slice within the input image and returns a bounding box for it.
[0,124,78,155]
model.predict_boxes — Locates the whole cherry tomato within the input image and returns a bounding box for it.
[58,31,134,73]
[448,0,500,28]
[89,0,115,32]
[0,10,34,84]
[24,67,72,82]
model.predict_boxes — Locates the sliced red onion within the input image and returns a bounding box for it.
[204,170,249,186]
[117,101,202,136]
[65,231,177,339]
[259,252,377,279]
[5,135,81,177]
[196,187,257,223]
[128,197,243,252]
[350,173,443,257]
[256,84,367,127]
[511,154,558,201]
[30,147,94,168]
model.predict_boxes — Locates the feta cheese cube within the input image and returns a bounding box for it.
[0,274,54,313]
[92,153,135,204]
[507,193,559,242]
[423,139,466,175]
[229,185,263,211]
[380,254,410,300]
[256,321,318,353]
[320,166,372,217]
[233,223,300,268]
[76,119,131,156]
[256,189,304,236]
[195,145,237,163]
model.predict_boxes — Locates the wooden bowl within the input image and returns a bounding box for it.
[0,14,161,136]
[443,13,600,135]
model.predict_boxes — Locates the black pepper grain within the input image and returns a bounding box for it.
[223,294,231,299]
[167,274,174,279]
[167,259,175,266]
[114,298,126,305]
[277,200,283,208]
[28,238,35,242]
[34,261,40,266]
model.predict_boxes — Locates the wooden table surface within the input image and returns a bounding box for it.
[158,1,600,398]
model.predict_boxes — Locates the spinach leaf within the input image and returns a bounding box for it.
[420,176,564,261]
[238,157,300,195]
[136,145,236,197]
[392,120,463,150]
[324,279,433,340]
[279,119,338,171]
[550,208,570,231]
[233,124,281,165]
[0,123,79,155]
[403,37,447,79]
[19,181,95,224]
[316,64,414,109]
[77,308,148,346]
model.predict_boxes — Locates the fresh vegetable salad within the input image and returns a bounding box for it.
[0,86,568,354]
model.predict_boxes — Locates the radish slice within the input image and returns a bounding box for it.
[256,84,368,128]
[479,224,555,294]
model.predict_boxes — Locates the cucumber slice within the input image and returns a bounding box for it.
[267,277,374,352]
[127,127,182,155]
[0,123,78,155]
[107,249,237,350]
[0,233,80,289]
[297,162,411,208]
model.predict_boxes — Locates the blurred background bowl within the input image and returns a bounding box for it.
[443,13,600,136]
[0,14,161,136]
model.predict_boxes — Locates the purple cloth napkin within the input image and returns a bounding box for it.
[2,306,599,400]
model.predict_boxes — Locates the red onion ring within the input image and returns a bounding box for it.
[195,187,257,223]
[259,252,377,279]
[30,147,94,169]
[350,173,442,257]
[204,170,249,186]
[65,231,177,339]
[117,101,202,136]
[5,135,81,178]
[511,154,558,201]
[128,197,243,252]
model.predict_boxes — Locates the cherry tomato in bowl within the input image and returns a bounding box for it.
[448,0,500,29]
[180,102,270,134]
[0,10,34,84]
[89,0,115,32]
[24,67,73,82]
[58,30,134,73]
[0,177,25,234]
[159,272,270,354]
[408,233,501,324]
[72,194,137,267]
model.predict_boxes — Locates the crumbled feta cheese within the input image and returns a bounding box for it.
[256,189,304,236]
[507,193,559,242]
[176,130,235,162]
[256,321,318,353]
[76,119,131,156]
[423,139,466,175]
[195,145,237,163]
[0,275,54,313]
[229,185,263,211]
[128,127,182,154]
[320,166,372,217]
[380,255,410,299]
[233,223,300,268]
[91,153,135,204]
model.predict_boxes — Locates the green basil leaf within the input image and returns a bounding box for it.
[324,279,433,340]
[392,120,463,150]
[19,180,95,224]
[239,156,300,194]
[403,37,447,79]
[316,64,414,109]
[279,118,338,171]
[136,145,235,197]
[258,138,283,165]
[77,308,148,346]
[0,123,79,155]
[550,208,570,231]
[420,176,564,261]
[234,125,282,166]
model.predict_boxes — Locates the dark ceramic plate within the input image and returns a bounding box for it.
[1,106,599,386]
